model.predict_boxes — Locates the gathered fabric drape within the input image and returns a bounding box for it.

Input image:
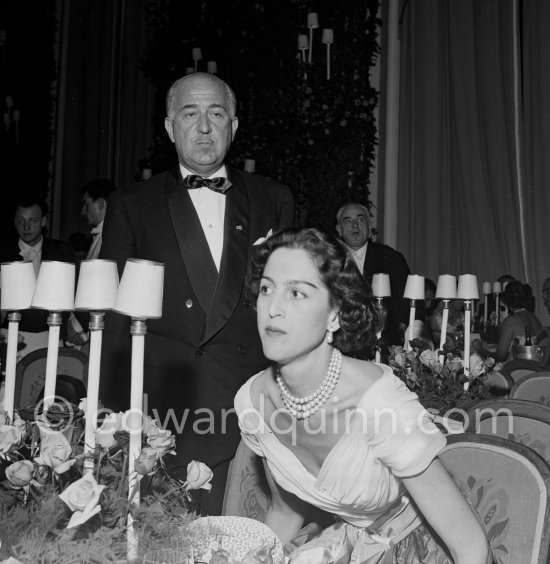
[52,0,154,239]
[393,0,550,320]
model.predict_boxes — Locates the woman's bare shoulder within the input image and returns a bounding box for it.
[340,355,385,398]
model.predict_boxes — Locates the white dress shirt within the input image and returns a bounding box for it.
[180,164,227,271]
[19,237,43,275]
[348,242,368,272]
[86,220,104,259]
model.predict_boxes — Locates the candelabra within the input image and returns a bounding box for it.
[371,273,391,362]
[435,275,457,364]
[30,261,75,408]
[457,274,480,390]
[113,258,164,563]
[74,259,119,472]
[403,275,425,351]
[0,261,36,419]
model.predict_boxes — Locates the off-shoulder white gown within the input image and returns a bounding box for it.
[235,364,457,563]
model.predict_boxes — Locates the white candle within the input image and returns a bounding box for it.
[463,301,472,390]
[321,29,334,80]
[298,34,308,62]
[307,13,318,64]
[43,314,62,406]
[113,258,164,560]
[438,300,450,365]
[127,319,146,562]
[83,313,104,472]
[375,297,383,363]
[405,301,416,351]
[3,314,21,420]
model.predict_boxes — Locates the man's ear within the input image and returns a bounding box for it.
[335,224,342,238]
[98,198,106,211]
[164,117,175,143]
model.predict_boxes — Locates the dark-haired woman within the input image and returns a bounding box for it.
[235,228,491,563]
[491,280,543,362]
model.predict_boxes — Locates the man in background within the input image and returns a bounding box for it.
[0,195,75,355]
[335,201,410,347]
[542,277,550,316]
[81,178,116,259]
[100,72,294,514]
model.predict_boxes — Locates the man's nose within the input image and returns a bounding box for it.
[197,113,211,133]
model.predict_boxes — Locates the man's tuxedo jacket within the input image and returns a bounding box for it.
[99,166,295,471]
[361,240,411,346]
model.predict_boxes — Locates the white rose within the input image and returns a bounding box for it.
[186,460,213,491]
[59,473,106,529]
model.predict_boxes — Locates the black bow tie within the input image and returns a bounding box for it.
[183,174,232,194]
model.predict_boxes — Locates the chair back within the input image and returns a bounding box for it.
[510,372,550,406]
[14,347,89,407]
[223,440,270,521]
[465,399,550,467]
[484,368,513,397]
[500,359,545,383]
[440,433,550,564]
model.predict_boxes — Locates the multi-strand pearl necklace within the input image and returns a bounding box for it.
[276,348,342,420]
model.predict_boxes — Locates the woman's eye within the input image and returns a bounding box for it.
[290,289,306,299]
[259,285,273,295]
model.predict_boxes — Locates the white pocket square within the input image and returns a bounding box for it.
[253,229,273,246]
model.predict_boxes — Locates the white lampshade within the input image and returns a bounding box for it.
[207,60,217,74]
[492,281,502,294]
[307,12,319,28]
[114,259,164,319]
[482,281,492,295]
[1,261,36,311]
[75,260,119,311]
[192,47,202,61]
[244,159,255,173]
[435,274,457,299]
[321,28,334,44]
[298,34,309,49]
[403,274,425,300]
[31,261,75,311]
[457,274,480,300]
[372,273,391,298]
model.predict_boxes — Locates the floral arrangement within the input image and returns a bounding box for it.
[387,336,503,418]
[0,400,268,563]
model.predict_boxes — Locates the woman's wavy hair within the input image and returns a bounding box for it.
[249,227,381,353]
[502,280,534,310]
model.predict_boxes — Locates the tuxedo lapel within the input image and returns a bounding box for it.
[201,169,250,344]
[363,242,377,280]
[165,167,218,315]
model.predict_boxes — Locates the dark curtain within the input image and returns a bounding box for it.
[53,0,154,239]
[395,0,550,320]
[521,1,550,317]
